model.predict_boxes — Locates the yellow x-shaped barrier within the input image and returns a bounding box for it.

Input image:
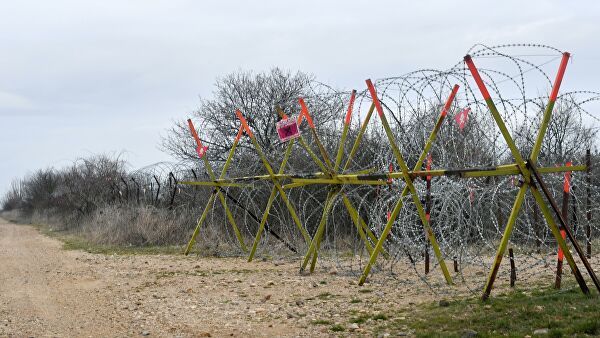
[180,52,598,299]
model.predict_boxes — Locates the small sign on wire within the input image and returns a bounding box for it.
[276,118,301,142]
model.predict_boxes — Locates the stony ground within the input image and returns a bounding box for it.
[2,217,598,337]
[0,217,444,337]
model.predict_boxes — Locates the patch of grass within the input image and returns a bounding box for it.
[61,236,183,255]
[311,319,332,325]
[573,319,600,335]
[330,324,345,332]
[350,313,387,324]
[156,270,208,278]
[31,222,184,255]
[350,298,362,304]
[349,316,368,324]
[319,280,327,285]
[376,286,600,337]
[373,313,388,321]
[317,292,333,299]
[358,288,373,293]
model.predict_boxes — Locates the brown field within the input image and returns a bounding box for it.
[1,217,598,337]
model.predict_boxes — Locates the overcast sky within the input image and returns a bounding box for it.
[1,0,599,194]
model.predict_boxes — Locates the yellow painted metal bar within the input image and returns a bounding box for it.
[185,119,247,253]
[311,127,334,170]
[341,194,374,255]
[481,184,527,300]
[179,164,584,187]
[300,190,334,272]
[335,120,350,171]
[184,191,217,255]
[530,185,590,294]
[287,178,390,186]
[237,111,311,249]
[279,106,331,175]
[529,161,598,293]
[530,53,570,161]
[464,56,530,180]
[217,190,248,251]
[300,189,341,272]
[291,97,382,268]
[178,181,251,188]
[210,140,249,252]
[248,138,296,262]
[359,82,458,285]
[297,137,331,174]
[310,189,343,273]
[377,102,453,285]
[247,187,278,261]
[343,103,376,171]
[297,98,334,170]
[466,53,579,299]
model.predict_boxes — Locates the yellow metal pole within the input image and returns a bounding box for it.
[235,111,311,247]
[248,138,296,262]
[359,81,458,285]
[185,120,247,253]
[300,189,340,272]
[481,184,527,300]
[342,194,374,255]
[179,163,584,187]
[374,93,453,285]
[184,192,217,255]
[343,103,376,171]
[464,53,588,299]
[530,185,590,295]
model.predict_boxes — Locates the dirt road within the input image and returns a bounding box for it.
[1,218,442,337]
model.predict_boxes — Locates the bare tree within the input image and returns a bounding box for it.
[161,68,342,164]
[514,95,597,165]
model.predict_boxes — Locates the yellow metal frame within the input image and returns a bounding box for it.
[180,58,598,299]
[465,52,599,299]
[184,122,247,255]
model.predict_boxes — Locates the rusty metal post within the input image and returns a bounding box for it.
[425,154,432,275]
[131,177,140,204]
[586,149,592,259]
[169,172,178,210]
[572,186,578,234]
[529,163,599,294]
[120,176,129,201]
[555,163,571,289]
[153,175,160,205]
[191,169,198,204]
[534,201,541,252]
[509,248,516,287]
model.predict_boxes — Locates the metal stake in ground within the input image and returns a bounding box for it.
[358,79,456,286]
[465,52,592,299]
[184,121,248,254]
[555,162,571,289]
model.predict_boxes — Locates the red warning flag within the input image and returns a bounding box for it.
[187,119,209,159]
[196,145,208,159]
[297,98,315,128]
[454,107,470,130]
[235,110,254,139]
[557,162,572,261]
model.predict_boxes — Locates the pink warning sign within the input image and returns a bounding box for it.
[196,145,208,159]
[276,118,301,142]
